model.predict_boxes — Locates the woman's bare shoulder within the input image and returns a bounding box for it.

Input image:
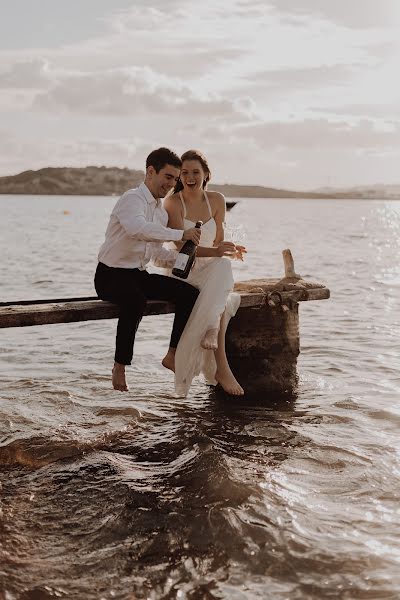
[163,192,181,212]
[207,190,225,207]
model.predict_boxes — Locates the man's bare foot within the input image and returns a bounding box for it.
[201,328,219,350]
[162,347,176,372]
[215,367,244,395]
[112,363,129,392]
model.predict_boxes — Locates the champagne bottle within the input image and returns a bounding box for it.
[172,221,202,279]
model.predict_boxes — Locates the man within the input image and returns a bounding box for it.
[95,147,201,391]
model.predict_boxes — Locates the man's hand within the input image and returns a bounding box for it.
[182,227,201,245]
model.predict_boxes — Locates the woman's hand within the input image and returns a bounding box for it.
[215,241,236,257]
[234,244,247,261]
[214,241,247,260]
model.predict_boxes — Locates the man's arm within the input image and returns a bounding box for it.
[116,191,183,242]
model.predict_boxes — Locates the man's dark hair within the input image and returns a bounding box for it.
[146,147,182,173]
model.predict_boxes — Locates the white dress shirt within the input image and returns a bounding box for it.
[98,183,183,269]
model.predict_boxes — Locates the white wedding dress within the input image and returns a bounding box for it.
[172,191,241,397]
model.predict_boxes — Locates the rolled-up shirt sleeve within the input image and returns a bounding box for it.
[115,192,183,242]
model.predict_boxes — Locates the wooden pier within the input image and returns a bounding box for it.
[0,250,329,394]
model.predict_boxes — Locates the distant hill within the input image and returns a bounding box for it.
[0,166,144,196]
[210,183,332,199]
[312,184,400,199]
[0,166,398,199]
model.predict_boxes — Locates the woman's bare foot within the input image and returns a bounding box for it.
[162,347,176,372]
[215,366,244,395]
[201,328,219,350]
[112,362,129,392]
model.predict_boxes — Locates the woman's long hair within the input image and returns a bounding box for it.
[173,149,211,194]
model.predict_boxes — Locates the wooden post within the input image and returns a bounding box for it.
[227,250,312,396]
[226,301,299,395]
[282,248,301,279]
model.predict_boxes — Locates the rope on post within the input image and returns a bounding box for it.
[266,290,283,307]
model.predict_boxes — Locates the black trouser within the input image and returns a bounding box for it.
[94,262,199,365]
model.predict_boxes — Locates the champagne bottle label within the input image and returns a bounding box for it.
[173,253,190,270]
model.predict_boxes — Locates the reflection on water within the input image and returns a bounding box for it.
[0,196,400,599]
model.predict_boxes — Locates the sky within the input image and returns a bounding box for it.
[0,0,399,189]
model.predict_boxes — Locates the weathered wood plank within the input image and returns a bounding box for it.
[0,284,329,329]
[0,296,98,307]
[239,286,330,307]
[0,299,175,328]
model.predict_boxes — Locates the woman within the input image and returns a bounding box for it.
[163,149,246,397]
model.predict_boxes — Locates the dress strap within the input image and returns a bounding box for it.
[179,191,187,218]
[203,191,213,218]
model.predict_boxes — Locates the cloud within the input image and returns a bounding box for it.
[0,130,153,175]
[92,6,246,79]
[208,118,400,154]
[32,65,254,120]
[0,0,138,51]
[0,1,246,83]
[0,58,51,89]
[107,4,183,34]
[248,64,361,92]
[195,116,400,188]
[267,0,400,30]
[312,104,400,120]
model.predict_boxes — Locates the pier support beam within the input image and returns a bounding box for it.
[227,249,325,395]
[226,302,299,395]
